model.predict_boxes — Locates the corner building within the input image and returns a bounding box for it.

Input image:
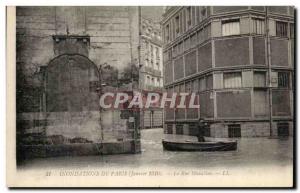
[162,6,294,138]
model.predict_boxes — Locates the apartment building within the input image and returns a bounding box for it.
[139,18,164,128]
[162,6,294,138]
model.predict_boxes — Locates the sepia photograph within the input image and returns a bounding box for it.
[6,4,295,188]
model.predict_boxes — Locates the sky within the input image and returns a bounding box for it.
[141,6,165,23]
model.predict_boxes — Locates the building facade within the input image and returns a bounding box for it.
[162,6,294,138]
[16,6,141,159]
[139,17,164,128]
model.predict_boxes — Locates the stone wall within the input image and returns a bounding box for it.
[16,6,141,157]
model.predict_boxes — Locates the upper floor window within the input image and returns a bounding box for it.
[187,7,192,26]
[175,15,180,34]
[156,78,161,87]
[178,42,183,55]
[184,38,190,51]
[222,19,240,36]
[224,72,242,88]
[201,7,207,17]
[290,23,294,38]
[199,77,206,91]
[278,72,289,88]
[165,24,170,42]
[155,47,159,58]
[150,45,153,56]
[276,21,288,37]
[254,71,266,87]
[252,18,265,34]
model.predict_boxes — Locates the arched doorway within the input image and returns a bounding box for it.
[45,54,101,142]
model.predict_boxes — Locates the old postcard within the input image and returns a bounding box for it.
[6,5,295,187]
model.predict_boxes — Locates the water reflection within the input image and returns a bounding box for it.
[19,128,293,170]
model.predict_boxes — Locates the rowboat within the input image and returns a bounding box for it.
[162,139,237,151]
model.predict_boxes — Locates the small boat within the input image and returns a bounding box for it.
[162,139,237,151]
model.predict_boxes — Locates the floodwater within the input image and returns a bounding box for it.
[19,128,293,170]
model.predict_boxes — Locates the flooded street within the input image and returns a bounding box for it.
[19,128,293,170]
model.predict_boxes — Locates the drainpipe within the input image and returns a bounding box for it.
[265,7,273,137]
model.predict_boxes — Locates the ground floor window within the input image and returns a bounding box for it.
[228,124,241,138]
[176,124,184,135]
[167,124,173,134]
[277,122,289,137]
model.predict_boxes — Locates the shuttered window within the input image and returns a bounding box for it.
[252,18,265,34]
[222,19,240,36]
[224,72,242,88]
[254,71,266,87]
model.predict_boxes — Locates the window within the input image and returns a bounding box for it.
[276,21,288,37]
[151,77,155,85]
[190,33,197,47]
[173,45,177,57]
[145,40,149,50]
[224,72,242,88]
[147,76,150,85]
[196,7,200,24]
[206,75,213,90]
[197,28,203,44]
[222,19,240,36]
[176,124,184,134]
[201,7,207,17]
[192,79,199,92]
[167,124,173,134]
[187,7,192,26]
[278,72,289,88]
[175,15,180,34]
[168,49,172,60]
[290,23,294,38]
[165,24,170,42]
[254,90,267,116]
[178,42,183,54]
[252,18,265,34]
[184,38,190,51]
[228,124,241,138]
[155,47,159,59]
[199,77,206,91]
[156,78,160,87]
[185,81,192,93]
[277,122,289,137]
[254,71,266,87]
[150,45,153,57]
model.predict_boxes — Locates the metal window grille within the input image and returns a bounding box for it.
[278,72,289,88]
[276,21,288,37]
